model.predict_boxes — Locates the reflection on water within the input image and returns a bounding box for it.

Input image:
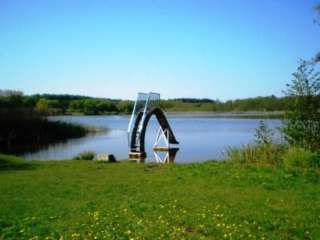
[21,115,283,163]
[130,148,179,163]
[153,148,179,163]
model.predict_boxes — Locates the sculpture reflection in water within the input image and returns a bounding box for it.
[133,148,179,164]
[153,148,179,164]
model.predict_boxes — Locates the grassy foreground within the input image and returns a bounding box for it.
[0,155,319,239]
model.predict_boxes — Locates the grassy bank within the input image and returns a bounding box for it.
[0,155,319,239]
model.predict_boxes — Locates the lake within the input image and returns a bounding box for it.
[21,115,282,163]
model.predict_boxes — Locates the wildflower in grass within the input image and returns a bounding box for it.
[71,233,80,239]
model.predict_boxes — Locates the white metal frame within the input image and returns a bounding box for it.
[153,150,170,163]
[153,127,170,149]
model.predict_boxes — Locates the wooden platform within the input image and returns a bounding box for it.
[129,152,146,161]
[152,147,180,152]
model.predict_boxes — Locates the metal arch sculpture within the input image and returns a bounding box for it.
[130,107,179,154]
[128,92,179,159]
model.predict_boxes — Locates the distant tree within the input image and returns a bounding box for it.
[97,100,118,113]
[8,94,24,108]
[0,90,24,108]
[255,120,274,145]
[23,95,40,108]
[159,100,174,110]
[282,61,320,151]
[35,98,50,115]
[0,89,23,97]
[117,100,133,113]
[83,99,98,115]
[68,100,84,113]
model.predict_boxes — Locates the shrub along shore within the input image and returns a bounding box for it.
[0,153,319,239]
[0,109,90,154]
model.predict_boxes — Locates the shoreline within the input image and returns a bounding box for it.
[166,111,284,118]
[52,111,284,119]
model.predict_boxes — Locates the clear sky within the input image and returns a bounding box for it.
[0,0,319,100]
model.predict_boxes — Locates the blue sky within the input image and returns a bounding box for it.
[0,0,319,100]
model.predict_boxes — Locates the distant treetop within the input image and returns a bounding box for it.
[0,90,23,97]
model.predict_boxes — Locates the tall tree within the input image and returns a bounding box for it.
[282,61,320,151]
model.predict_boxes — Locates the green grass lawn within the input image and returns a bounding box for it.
[0,154,319,240]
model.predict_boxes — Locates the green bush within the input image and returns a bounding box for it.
[226,144,284,166]
[73,151,96,160]
[227,121,284,166]
[227,144,320,174]
[282,147,320,169]
[254,120,274,145]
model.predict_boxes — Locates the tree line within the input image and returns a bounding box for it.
[0,92,294,115]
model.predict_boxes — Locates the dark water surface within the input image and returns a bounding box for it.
[21,115,282,163]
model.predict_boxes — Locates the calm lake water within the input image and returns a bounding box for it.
[21,115,282,163]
